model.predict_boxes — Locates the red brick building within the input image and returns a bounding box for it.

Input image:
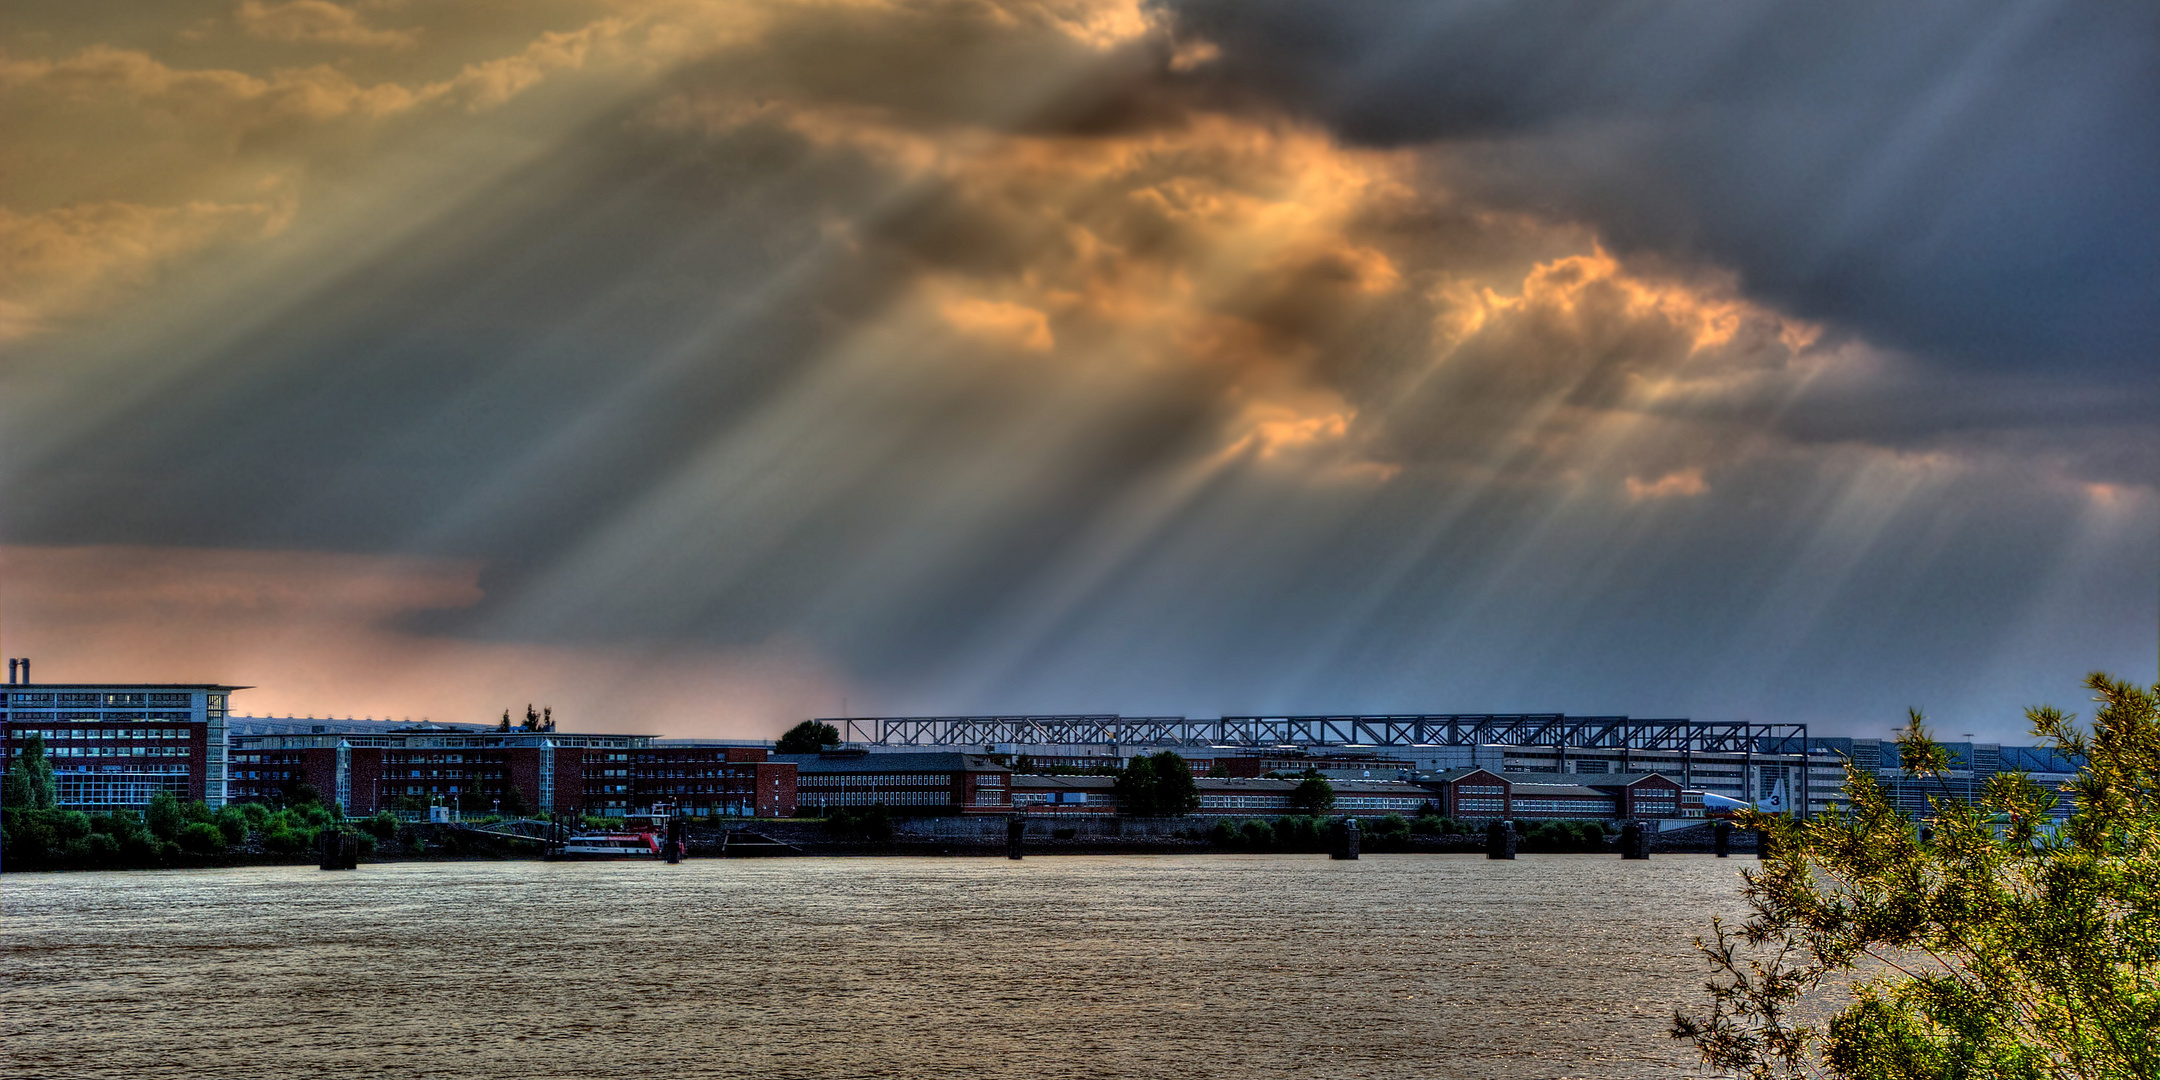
[228,724,798,818]
[3,683,241,809]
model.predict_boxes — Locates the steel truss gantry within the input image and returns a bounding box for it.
[833,713,1807,753]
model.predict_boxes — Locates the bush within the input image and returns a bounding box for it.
[145,792,184,841]
[1274,815,1327,850]
[215,807,250,845]
[1516,820,1611,853]
[823,805,893,842]
[177,821,227,854]
[1238,819,1276,848]
[362,811,400,841]
[263,826,310,855]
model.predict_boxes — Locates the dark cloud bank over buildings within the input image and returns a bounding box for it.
[3,0,2153,737]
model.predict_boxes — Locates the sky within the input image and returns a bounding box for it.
[2,0,2154,742]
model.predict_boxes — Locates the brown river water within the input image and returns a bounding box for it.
[3,854,1753,1079]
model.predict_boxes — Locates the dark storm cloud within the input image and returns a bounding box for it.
[1161,0,2160,381]
[4,0,2152,735]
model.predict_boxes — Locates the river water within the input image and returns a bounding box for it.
[3,854,1752,1079]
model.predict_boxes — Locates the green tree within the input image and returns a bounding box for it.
[1673,673,2160,1080]
[177,821,226,853]
[1113,754,1157,816]
[1114,752,1201,816]
[144,791,184,840]
[499,782,531,817]
[1289,775,1335,816]
[1147,752,1201,816]
[2,734,57,809]
[776,720,842,754]
[214,806,250,845]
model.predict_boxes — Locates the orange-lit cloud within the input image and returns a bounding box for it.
[1624,467,1708,501]
[236,1,421,49]
[0,198,293,341]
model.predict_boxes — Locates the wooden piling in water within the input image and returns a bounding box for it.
[1006,815,1025,860]
[1713,820,1731,857]
[1485,820,1516,859]
[1619,821,1650,860]
[1330,817,1360,860]
[318,830,358,871]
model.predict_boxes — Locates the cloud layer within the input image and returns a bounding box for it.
[1,0,2151,739]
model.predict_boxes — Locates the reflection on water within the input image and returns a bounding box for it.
[3,855,1749,1079]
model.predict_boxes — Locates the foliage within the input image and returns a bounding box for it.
[145,791,185,840]
[5,804,180,868]
[499,782,531,817]
[1114,752,1202,816]
[1516,819,1612,853]
[362,811,400,840]
[215,807,250,845]
[777,720,842,754]
[1361,813,1411,849]
[1209,815,1331,852]
[1289,775,1336,816]
[822,804,892,842]
[1673,672,2160,1080]
[2,734,58,809]
[177,821,227,853]
[1412,813,1473,836]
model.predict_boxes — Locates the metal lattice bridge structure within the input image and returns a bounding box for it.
[832,713,1807,754]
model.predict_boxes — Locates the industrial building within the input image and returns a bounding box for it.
[1007,774,1437,816]
[774,750,1012,813]
[4,685,2090,823]
[1,682,241,809]
[1419,769,1696,821]
[230,720,793,818]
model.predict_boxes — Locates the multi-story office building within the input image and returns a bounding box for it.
[230,720,795,818]
[1,682,241,809]
[1800,738,2083,819]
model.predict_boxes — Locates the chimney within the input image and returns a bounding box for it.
[18,657,27,685]
[6,658,15,684]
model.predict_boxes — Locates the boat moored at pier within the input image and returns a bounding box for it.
[556,831,663,859]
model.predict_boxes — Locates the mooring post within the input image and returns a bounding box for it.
[1330,817,1360,860]
[1753,828,1770,860]
[665,816,684,864]
[1713,820,1731,858]
[1485,819,1516,859]
[1620,820,1650,860]
[1006,814,1025,860]
[319,829,357,871]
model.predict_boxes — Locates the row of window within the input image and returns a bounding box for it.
[6,692,194,707]
[806,792,952,806]
[1508,798,1618,813]
[52,778,193,805]
[8,727,195,741]
[32,746,192,758]
[1335,796,1428,810]
[54,763,191,775]
[799,773,952,786]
